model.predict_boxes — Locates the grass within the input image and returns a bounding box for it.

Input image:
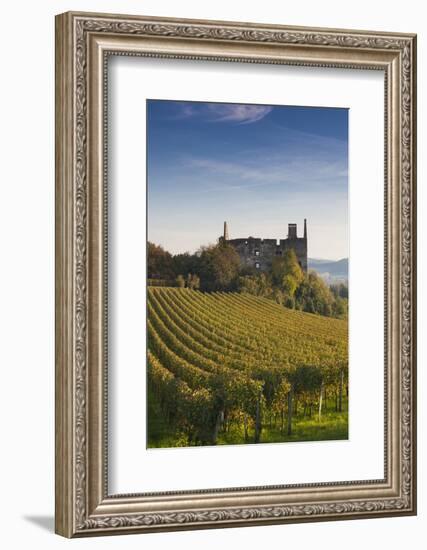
[218,408,348,446]
[147,389,183,449]
[147,394,348,449]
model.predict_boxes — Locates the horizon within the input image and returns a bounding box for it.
[149,237,348,264]
[147,99,349,260]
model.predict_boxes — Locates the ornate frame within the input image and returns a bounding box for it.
[55,11,417,537]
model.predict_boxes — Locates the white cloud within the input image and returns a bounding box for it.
[205,104,273,124]
[184,156,347,191]
[176,102,273,124]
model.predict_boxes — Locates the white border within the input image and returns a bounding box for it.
[108,57,384,494]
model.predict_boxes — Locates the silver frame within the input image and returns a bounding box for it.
[55,11,417,537]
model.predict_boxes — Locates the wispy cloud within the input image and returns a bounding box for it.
[148,100,349,258]
[205,104,273,124]
[184,156,347,191]
[187,157,273,182]
[175,102,273,124]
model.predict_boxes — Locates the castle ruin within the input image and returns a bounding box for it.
[219,220,308,273]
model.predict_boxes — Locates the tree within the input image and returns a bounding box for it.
[331,282,349,300]
[271,256,287,287]
[237,275,260,295]
[198,243,241,291]
[149,239,346,319]
[295,271,335,316]
[147,242,175,280]
[176,274,185,288]
[332,295,348,319]
[272,249,304,303]
[282,273,299,298]
[192,274,200,290]
[237,273,273,298]
[273,288,284,305]
[173,252,201,279]
[283,249,304,284]
[187,273,200,290]
[186,273,193,289]
[271,378,291,432]
[286,364,324,431]
[258,273,272,297]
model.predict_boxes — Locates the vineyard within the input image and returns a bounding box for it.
[147,287,348,447]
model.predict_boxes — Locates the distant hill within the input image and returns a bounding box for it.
[309,258,348,284]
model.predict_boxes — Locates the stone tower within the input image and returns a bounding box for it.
[223,221,229,241]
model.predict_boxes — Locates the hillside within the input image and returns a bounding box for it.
[147,287,348,447]
[309,257,348,283]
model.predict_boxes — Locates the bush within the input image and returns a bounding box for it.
[176,275,185,288]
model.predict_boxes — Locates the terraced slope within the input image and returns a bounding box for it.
[147,287,348,446]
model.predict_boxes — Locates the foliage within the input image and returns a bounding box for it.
[237,272,272,298]
[295,271,334,316]
[186,273,200,290]
[176,274,185,288]
[175,273,200,290]
[272,249,304,292]
[173,252,202,280]
[197,243,241,291]
[148,241,348,319]
[147,287,348,447]
[331,282,349,299]
[147,242,175,280]
[330,283,348,319]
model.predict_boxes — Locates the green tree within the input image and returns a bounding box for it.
[147,242,175,280]
[282,274,298,297]
[332,295,348,319]
[237,275,260,295]
[331,282,349,300]
[295,271,335,316]
[173,252,201,279]
[271,256,286,287]
[272,249,304,302]
[237,273,273,297]
[272,250,303,286]
[198,243,241,291]
[283,249,304,283]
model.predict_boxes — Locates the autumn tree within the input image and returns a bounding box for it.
[176,274,185,288]
[198,243,241,291]
[186,273,200,290]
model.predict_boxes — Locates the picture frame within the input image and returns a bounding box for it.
[55,11,417,537]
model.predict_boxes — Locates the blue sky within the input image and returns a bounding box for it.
[147,100,348,260]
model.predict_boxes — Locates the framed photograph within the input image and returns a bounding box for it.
[55,11,417,537]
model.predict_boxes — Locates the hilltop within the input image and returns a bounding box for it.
[309,258,348,283]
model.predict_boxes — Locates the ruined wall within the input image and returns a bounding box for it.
[220,221,308,273]
[226,238,278,272]
[224,234,307,273]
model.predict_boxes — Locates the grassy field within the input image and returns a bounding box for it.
[147,287,348,448]
[148,389,348,448]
